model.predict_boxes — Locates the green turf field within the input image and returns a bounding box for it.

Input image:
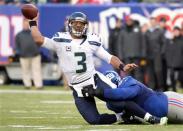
[0,85,183,131]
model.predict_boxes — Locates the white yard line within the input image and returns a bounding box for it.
[10,110,28,113]
[31,110,48,113]
[45,112,61,115]
[0,90,71,94]
[38,126,130,131]
[10,110,49,114]
[37,127,64,130]
[14,117,45,119]
[41,100,74,104]
[60,116,80,119]
[37,125,82,130]
[8,125,83,130]
[87,129,130,131]
[13,116,79,119]
[7,124,130,131]
[8,125,44,128]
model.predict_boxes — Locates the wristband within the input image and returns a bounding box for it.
[29,20,37,27]
[119,64,125,71]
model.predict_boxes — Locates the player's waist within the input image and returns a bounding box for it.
[69,74,97,97]
[69,73,97,87]
[70,76,92,85]
[66,70,95,84]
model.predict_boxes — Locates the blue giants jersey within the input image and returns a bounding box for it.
[103,76,168,117]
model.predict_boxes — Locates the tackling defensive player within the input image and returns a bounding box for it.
[83,70,183,124]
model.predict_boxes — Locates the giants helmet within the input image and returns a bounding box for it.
[105,71,121,86]
[68,12,88,37]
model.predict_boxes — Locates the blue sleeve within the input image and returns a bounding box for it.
[104,85,140,100]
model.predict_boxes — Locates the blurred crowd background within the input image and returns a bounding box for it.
[108,16,183,92]
[0,0,183,92]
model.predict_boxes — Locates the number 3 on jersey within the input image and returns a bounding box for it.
[74,52,87,73]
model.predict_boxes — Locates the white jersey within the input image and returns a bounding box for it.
[42,32,112,84]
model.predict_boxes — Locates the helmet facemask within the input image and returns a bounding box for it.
[69,20,88,37]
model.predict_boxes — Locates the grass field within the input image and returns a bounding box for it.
[0,85,183,131]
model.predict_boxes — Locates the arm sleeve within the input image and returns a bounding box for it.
[95,46,112,63]
[103,85,139,100]
[42,37,57,51]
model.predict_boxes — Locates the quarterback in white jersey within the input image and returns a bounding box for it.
[28,11,137,124]
[43,32,112,85]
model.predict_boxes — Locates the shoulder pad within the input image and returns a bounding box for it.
[88,41,101,47]
[52,32,72,43]
[52,32,69,39]
[88,33,102,43]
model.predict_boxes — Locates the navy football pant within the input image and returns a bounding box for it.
[72,91,117,124]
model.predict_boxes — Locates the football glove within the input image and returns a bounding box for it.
[82,85,104,98]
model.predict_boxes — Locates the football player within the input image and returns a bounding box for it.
[28,11,138,124]
[83,70,183,124]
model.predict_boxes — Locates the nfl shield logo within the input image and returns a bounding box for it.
[66,46,71,51]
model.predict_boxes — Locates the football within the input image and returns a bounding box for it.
[21,4,38,20]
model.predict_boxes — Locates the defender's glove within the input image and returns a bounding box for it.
[81,84,94,97]
[81,85,104,97]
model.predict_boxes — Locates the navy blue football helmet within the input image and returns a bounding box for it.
[104,71,121,85]
[68,12,88,37]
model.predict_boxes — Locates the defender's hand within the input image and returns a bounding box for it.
[123,63,138,73]
[82,85,104,98]
[81,85,95,97]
